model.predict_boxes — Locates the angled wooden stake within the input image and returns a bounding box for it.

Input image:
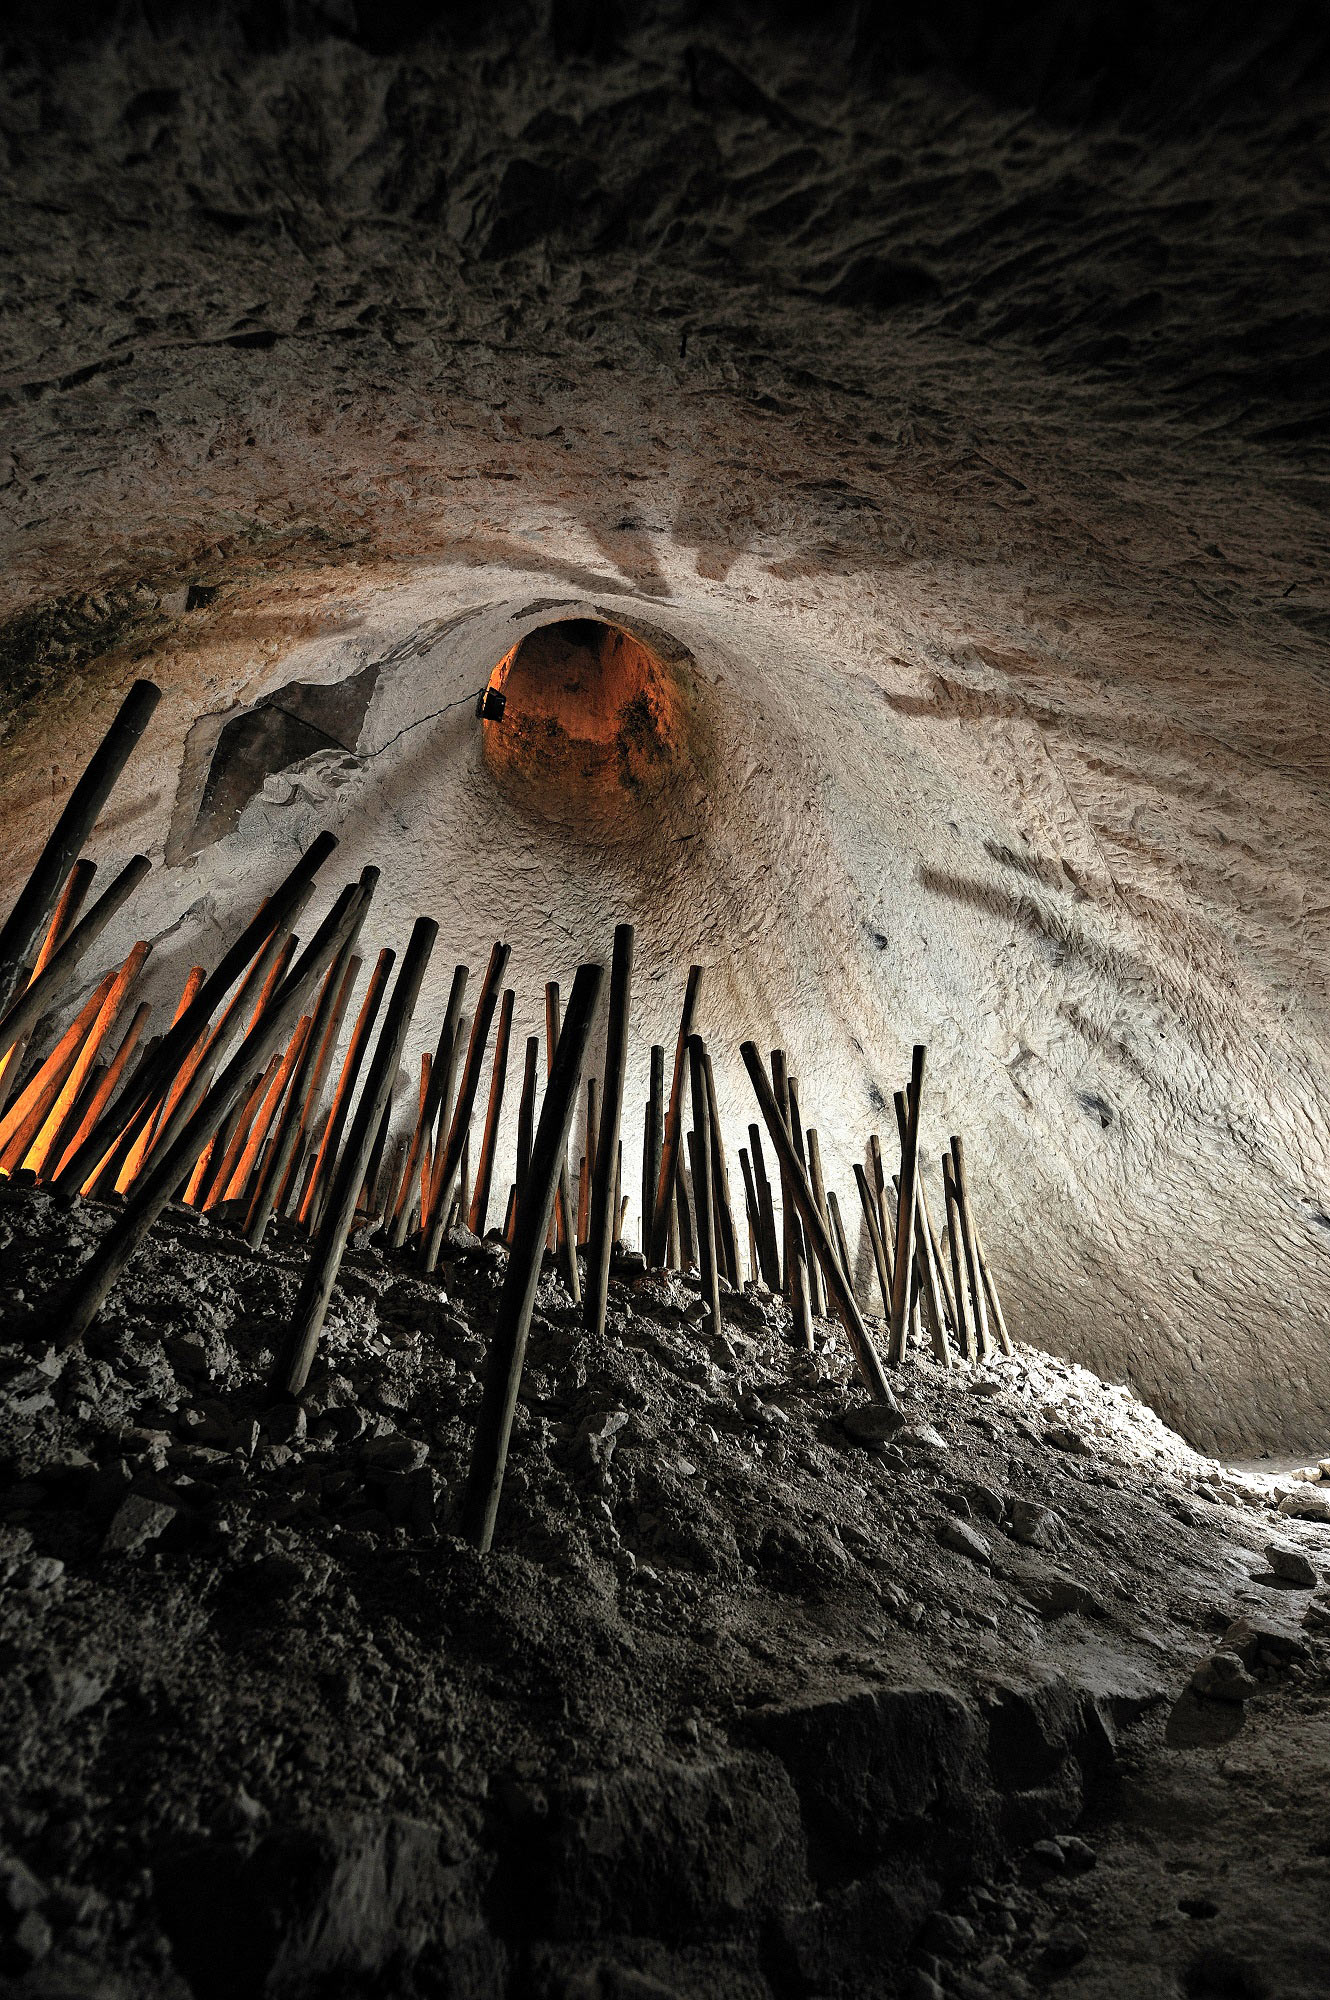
[585,922,633,1338]
[649,966,702,1267]
[470,987,515,1237]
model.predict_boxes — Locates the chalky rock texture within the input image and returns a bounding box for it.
[4,5,1330,1454]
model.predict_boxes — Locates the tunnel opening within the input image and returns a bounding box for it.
[480,615,682,822]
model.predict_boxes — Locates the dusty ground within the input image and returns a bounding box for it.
[0,1180,1328,1999]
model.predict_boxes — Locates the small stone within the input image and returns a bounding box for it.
[360,1435,428,1473]
[1061,1836,1097,1871]
[1008,1497,1059,1546]
[1302,1597,1330,1634]
[1266,1542,1318,1587]
[938,1516,990,1564]
[102,1494,177,1555]
[1189,1650,1259,1702]
[1222,1616,1308,1667]
[13,1908,52,1964]
[1030,1839,1066,1869]
[920,1911,976,1956]
[897,1422,948,1455]
[263,1404,307,1447]
[1042,1920,1088,1969]
[21,1556,65,1591]
[1278,1488,1330,1522]
[842,1404,903,1447]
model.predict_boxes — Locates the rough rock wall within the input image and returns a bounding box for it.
[1,6,1329,1453]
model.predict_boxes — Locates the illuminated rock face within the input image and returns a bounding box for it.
[1,7,1328,1455]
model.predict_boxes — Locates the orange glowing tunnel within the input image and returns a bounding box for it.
[480,617,683,820]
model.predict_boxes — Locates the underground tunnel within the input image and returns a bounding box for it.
[0,3,1329,1997]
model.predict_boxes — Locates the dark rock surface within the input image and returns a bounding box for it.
[0,1181,1327,1995]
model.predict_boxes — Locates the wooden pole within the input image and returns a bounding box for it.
[58,832,337,1191]
[470,987,514,1237]
[738,1148,764,1286]
[0,679,160,1018]
[52,1003,149,1185]
[747,1123,781,1290]
[702,1045,739,1287]
[384,1051,430,1238]
[421,941,510,1272]
[941,1151,975,1362]
[869,1133,892,1257]
[786,1079,823,1320]
[460,959,604,1552]
[888,1046,926,1365]
[741,1043,898,1409]
[949,1135,992,1361]
[919,1175,958,1337]
[585,922,633,1339]
[200,1061,277,1211]
[539,980,582,1301]
[214,1018,312,1208]
[0,854,151,1065]
[55,879,362,1346]
[510,1033,539,1241]
[0,971,120,1174]
[975,1229,1015,1356]
[642,1043,663,1258]
[771,1051,813,1349]
[242,879,372,1249]
[687,1036,721,1334]
[893,1086,949,1364]
[114,966,207,1193]
[271,950,363,1221]
[576,1076,597,1246]
[826,1187,854,1288]
[649,966,702,1267]
[301,947,395,1231]
[804,1127,841,1281]
[853,1162,894,1321]
[388,963,468,1248]
[273,917,438,1395]
[0,859,98,1115]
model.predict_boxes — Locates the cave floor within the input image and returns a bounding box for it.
[0,1180,1327,1999]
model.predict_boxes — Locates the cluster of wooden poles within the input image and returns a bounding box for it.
[0,680,1014,1550]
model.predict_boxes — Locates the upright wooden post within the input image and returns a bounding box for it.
[786,1079,823,1320]
[274,918,438,1394]
[702,1046,739,1286]
[649,966,702,1267]
[942,1151,975,1362]
[770,1050,813,1348]
[470,987,514,1237]
[826,1188,854,1288]
[460,960,604,1551]
[747,1123,781,1290]
[512,1033,539,1232]
[888,1046,926,1365]
[539,979,582,1302]
[853,1162,894,1321]
[585,923,633,1339]
[421,942,510,1271]
[642,1043,663,1258]
[975,1229,1014,1356]
[686,1034,722,1334]
[387,963,468,1250]
[301,947,395,1231]
[949,1136,992,1361]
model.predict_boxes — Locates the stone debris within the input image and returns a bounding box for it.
[1265,1541,1318,1587]
[1189,1651,1260,1702]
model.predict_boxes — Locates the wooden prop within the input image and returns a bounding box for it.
[786,1079,824,1321]
[201,1060,278,1211]
[459,959,604,1553]
[538,980,582,1301]
[642,1044,663,1258]
[893,1085,949,1363]
[746,1123,781,1290]
[585,922,633,1339]
[949,1135,992,1360]
[941,1151,975,1362]
[702,1046,739,1287]
[919,1176,958,1336]
[687,1036,722,1334]
[826,1188,854,1288]
[804,1127,842,1282]
[23,942,150,1180]
[853,1162,894,1321]
[114,966,207,1194]
[576,1076,598,1246]
[273,917,438,1395]
[301,947,395,1231]
[0,854,151,1066]
[770,1050,813,1348]
[388,963,468,1248]
[52,1003,150,1185]
[0,679,160,1018]
[0,971,120,1174]
[888,1046,926,1365]
[386,1053,431,1241]
[0,860,98,1114]
[741,1043,897,1409]
[869,1133,893,1261]
[242,878,373,1249]
[738,1148,764,1286]
[470,988,514,1237]
[267,946,364,1224]
[511,1033,539,1242]
[215,1019,312,1209]
[975,1229,1015,1356]
[59,832,336,1190]
[649,965,702,1267]
[421,941,510,1272]
[56,875,360,1346]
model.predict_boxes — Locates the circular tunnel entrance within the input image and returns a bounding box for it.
[480,616,683,826]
